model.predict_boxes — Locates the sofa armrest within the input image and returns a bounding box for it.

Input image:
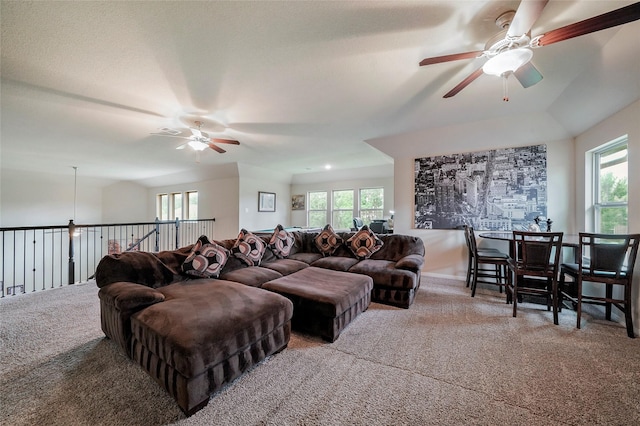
[395,254,424,271]
[98,281,165,313]
[95,251,182,289]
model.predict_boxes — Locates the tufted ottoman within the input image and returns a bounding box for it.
[129,279,293,415]
[262,266,373,342]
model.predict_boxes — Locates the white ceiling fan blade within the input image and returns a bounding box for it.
[508,0,549,37]
[176,143,188,150]
[150,133,190,140]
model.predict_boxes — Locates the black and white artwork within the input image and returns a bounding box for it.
[414,145,547,230]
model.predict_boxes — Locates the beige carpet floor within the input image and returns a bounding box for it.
[1,277,639,425]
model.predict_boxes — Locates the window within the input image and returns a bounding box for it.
[157,194,169,221]
[173,193,183,220]
[359,188,384,224]
[593,137,628,233]
[308,191,327,228]
[332,189,354,230]
[156,191,198,221]
[186,191,198,220]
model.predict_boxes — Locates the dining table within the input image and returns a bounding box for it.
[478,231,580,262]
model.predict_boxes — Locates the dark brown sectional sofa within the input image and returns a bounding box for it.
[94,228,424,415]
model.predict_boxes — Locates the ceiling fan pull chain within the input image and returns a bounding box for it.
[502,74,509,102]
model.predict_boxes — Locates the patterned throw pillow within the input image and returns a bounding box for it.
[347,225,383,260]
[269,224,295,258]
[232,229,267,266]
[182,235,229,278]
[314,224,343,257]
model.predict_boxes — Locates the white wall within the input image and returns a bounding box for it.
[102,181,149,223]
[237,163,291,233]
[0,168,105,226]
[575,99,640,332]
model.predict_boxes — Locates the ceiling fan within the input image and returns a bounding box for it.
[419,1,640,100]
[151,120,240,153]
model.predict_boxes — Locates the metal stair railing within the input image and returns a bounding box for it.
[0,217,215,297]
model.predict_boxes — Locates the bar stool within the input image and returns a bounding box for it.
[506,231,563,324]
[559,233,640,337]
[464,226,510,297]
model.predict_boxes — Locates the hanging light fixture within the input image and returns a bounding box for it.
[188,140,208,151]
[482,47,533,77]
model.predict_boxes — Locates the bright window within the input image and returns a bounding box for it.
[186,191,198,220]
[156,191,198,221]
[308,191,327,228]
[593,137,628,233]
[173,193,183,220]
[332,189,354,230]
[359,188,384,224]
[157,194,169,220]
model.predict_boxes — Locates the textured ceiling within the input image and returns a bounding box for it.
[1,1,639,186]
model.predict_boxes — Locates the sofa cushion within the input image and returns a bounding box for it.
[182,235,229,278]
[314,224,343,256]
[346,225,383,260]
[311,256,359,272]
[261,258,309,276]
[232,229,266,266]
[268,224,295,258]
[369,234,426,262]
[288,252,323,264]
[220,266,283,288]
[349,259,418,290]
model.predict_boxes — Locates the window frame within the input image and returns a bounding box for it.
[307,191,328,228]
[185,191,198,220]
[358,187,384,224]
[156,191,198,221]
[157,193,169,221]
[331,189,355,230]
[592,136,628,234]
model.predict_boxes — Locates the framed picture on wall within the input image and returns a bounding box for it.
[291,194,305,210]
[414,144,547,230]
[258,191,276,212]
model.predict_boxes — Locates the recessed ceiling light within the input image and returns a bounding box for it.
[325,164,332,170]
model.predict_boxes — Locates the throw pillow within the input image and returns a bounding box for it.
[269,224,295,258]
[182,235,229,278]
[347,225,383,260]
[232,229,267,266]
[314,224,343,257]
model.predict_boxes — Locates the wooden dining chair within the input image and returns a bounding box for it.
[463,226,510,297]
[559,233,640,337]
[506,231,563,324]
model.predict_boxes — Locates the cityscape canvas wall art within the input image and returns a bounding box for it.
[414,144,547,230]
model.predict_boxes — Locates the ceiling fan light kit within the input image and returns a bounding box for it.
[188,140,209,151]
[482,47,533,77]
[419,1,640,99]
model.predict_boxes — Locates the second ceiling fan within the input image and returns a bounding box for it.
[152,120,240,153]
[419,1,640,100]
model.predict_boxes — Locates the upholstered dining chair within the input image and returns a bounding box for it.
[559,233,640,338]
[506,231,563,324]
[463,226,510,297]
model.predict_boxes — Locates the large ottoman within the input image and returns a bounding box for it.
[262,266,373,342]
[129,279,293,415]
